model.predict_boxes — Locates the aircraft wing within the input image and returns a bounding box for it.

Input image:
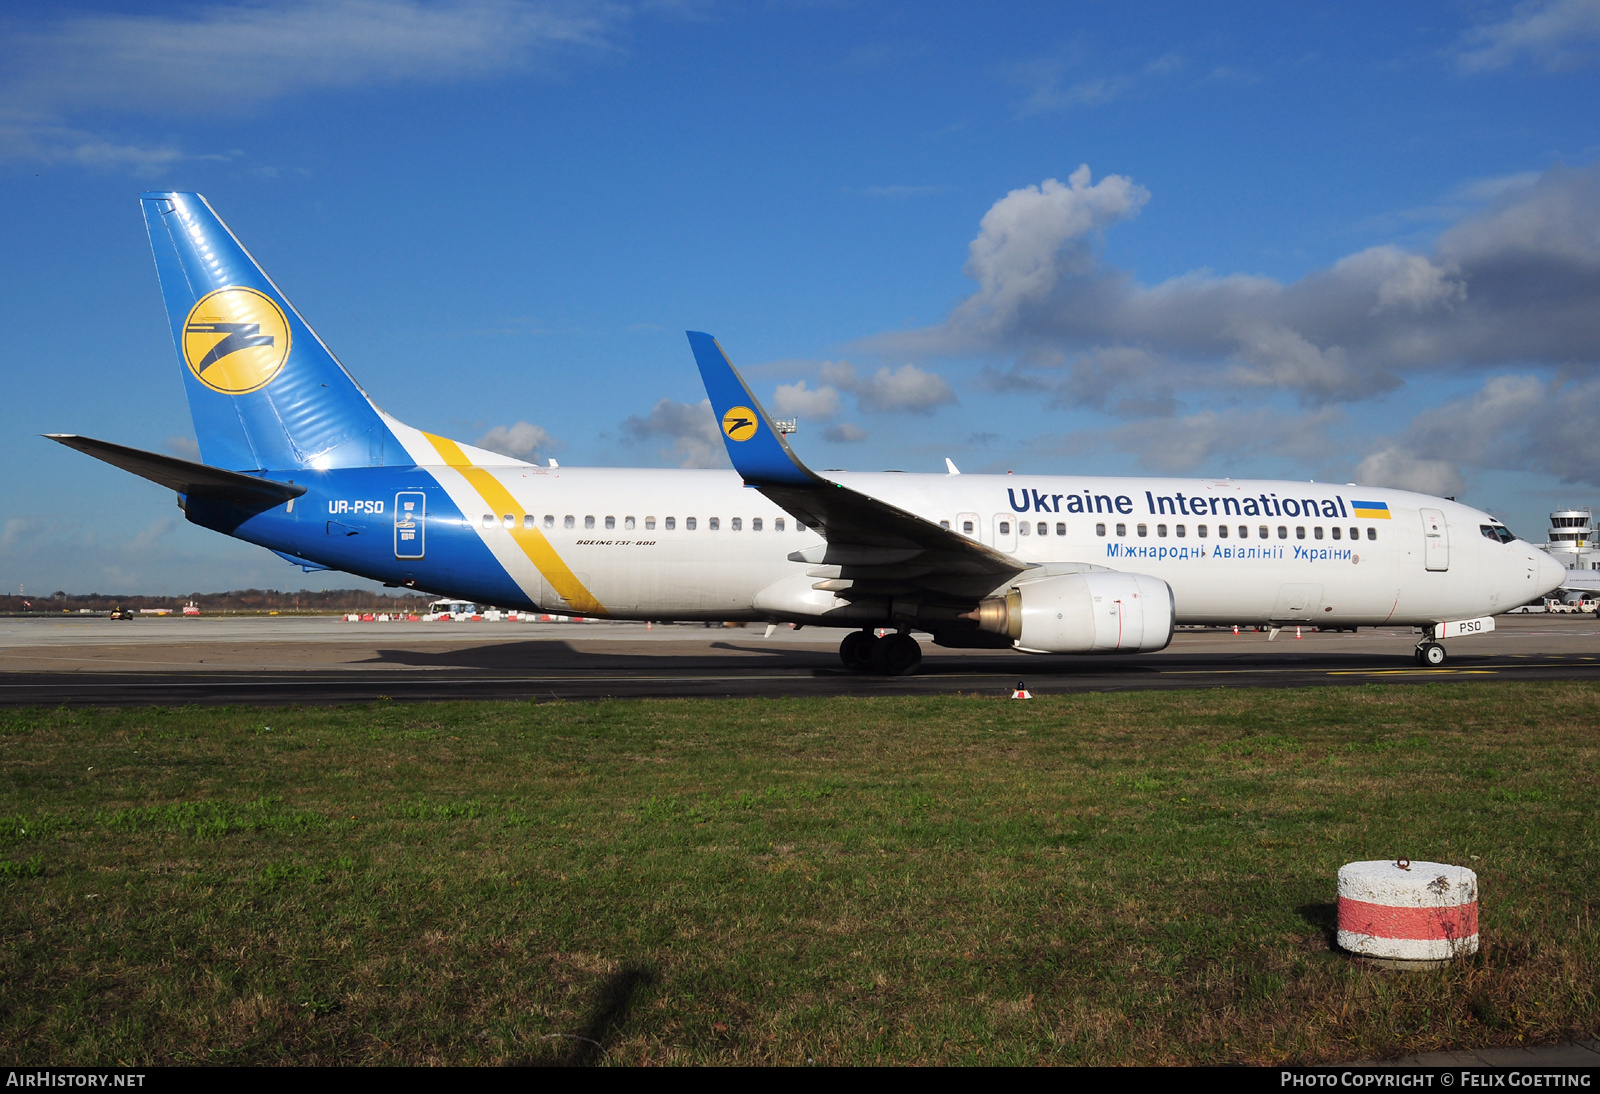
[45,434,306,504]
[1555,570,1600,593]
[687,332,1026,600]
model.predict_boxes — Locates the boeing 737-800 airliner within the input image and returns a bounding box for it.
[48,193,1568,674]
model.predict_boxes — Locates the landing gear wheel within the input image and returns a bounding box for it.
[870,632,923,676]
[1418,642,1447,667]
[839,630,878,672]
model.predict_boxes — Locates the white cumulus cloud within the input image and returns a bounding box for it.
[952,165,1149,334]
[620,397,729,469]
[476,421,556,461]
[820,361,955,414]
[771,380,841,419]
[1456,0,1600,72]
[872,161,1600,416]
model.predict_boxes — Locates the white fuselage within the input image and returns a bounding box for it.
[420,460,1563,627]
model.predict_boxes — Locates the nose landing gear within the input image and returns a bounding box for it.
[1415,641,1447,666]
[839,629,923,676]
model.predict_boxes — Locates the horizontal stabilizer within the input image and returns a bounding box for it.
[44,434,306,503]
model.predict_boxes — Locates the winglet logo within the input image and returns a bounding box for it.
[721,406,759,442]
[182,287,290,394]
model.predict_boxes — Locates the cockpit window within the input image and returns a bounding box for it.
[1480,524,1517,544]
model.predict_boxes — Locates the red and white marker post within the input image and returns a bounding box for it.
[1337,859,1479,963]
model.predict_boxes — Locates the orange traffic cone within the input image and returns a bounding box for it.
[1011,681,1033,699]
[1233,624,1240,635]
[1295,626,1303,639]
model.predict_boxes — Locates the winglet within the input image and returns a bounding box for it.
[686,332,818,487]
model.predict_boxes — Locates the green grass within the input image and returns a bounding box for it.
[2,684,1597,1065]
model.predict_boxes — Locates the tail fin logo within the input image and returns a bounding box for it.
[721,406,759,442]
[182,287,291,394]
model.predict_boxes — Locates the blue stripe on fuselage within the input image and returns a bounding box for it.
[182,466,534,608]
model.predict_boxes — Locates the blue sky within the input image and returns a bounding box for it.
[4,0,1600,594]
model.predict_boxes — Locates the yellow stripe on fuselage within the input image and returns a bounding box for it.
[421,432,606,616]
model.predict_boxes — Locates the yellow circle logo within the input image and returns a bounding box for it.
[182,287,290,394]
[721,406,759,442]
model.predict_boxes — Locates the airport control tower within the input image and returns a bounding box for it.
[1540,509,1600,597]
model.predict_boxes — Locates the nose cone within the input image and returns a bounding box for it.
[1535,549,1568,598]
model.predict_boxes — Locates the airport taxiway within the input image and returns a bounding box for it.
[1,612,1597,705]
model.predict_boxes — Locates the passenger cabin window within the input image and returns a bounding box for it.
[752,518,762,531]
[999,521,1010,535]
[1037,522,1047,536]
[962,520,975,534]
[686,517,697,530]
[1055,523,1066,536]
[1314,527,1323,540]
[1096,523,1106,536]
[585,516,595,530]
[503,514,515,529]
[1156,524,1167,537]
[1367,527,1377,540]
[1296,526,1305,539]
[624,516,635,530]
[645,517,655,530]
[1258,526,1268,538]
[1278,526,1288,539]
[1018,522,1029,536]
[665,517,676,530]
[481,514,494,529]
[1137,524,1148,537]
[940,520,950,529]
[605,516,615,530]
[1332,527,1341,539]
[523,515,536,529]
[1116,523,1127,537]
[774,518,785,531]
[731,518,742,531]
[796,522,806,532]
[709,517,720,531]
[1199,525,1208,538]
[564,515,574,529]
[544,515,554,529]
[1176,525,1185,538]
[1349,527,1358,540]
[1217,525,1227,538]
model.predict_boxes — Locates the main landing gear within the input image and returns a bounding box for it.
[839,629,923,676]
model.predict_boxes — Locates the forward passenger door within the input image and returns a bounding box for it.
[1421,508,1450,572]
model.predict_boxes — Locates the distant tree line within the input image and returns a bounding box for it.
[1,589,435,614]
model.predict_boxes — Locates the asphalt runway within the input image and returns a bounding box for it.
[1,611,1598,705]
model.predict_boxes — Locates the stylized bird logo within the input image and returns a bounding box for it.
[184,322,275,371]
[181,286,291,394]
[722,406,759,442]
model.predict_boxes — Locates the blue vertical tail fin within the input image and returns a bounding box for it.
[141,192,399,471]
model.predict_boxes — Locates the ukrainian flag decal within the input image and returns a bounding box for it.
[1351,500,1392,519]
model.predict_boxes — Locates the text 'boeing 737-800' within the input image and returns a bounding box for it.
[48,193,1571,674]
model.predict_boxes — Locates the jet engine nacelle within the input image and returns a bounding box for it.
[971,571,1175,654]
